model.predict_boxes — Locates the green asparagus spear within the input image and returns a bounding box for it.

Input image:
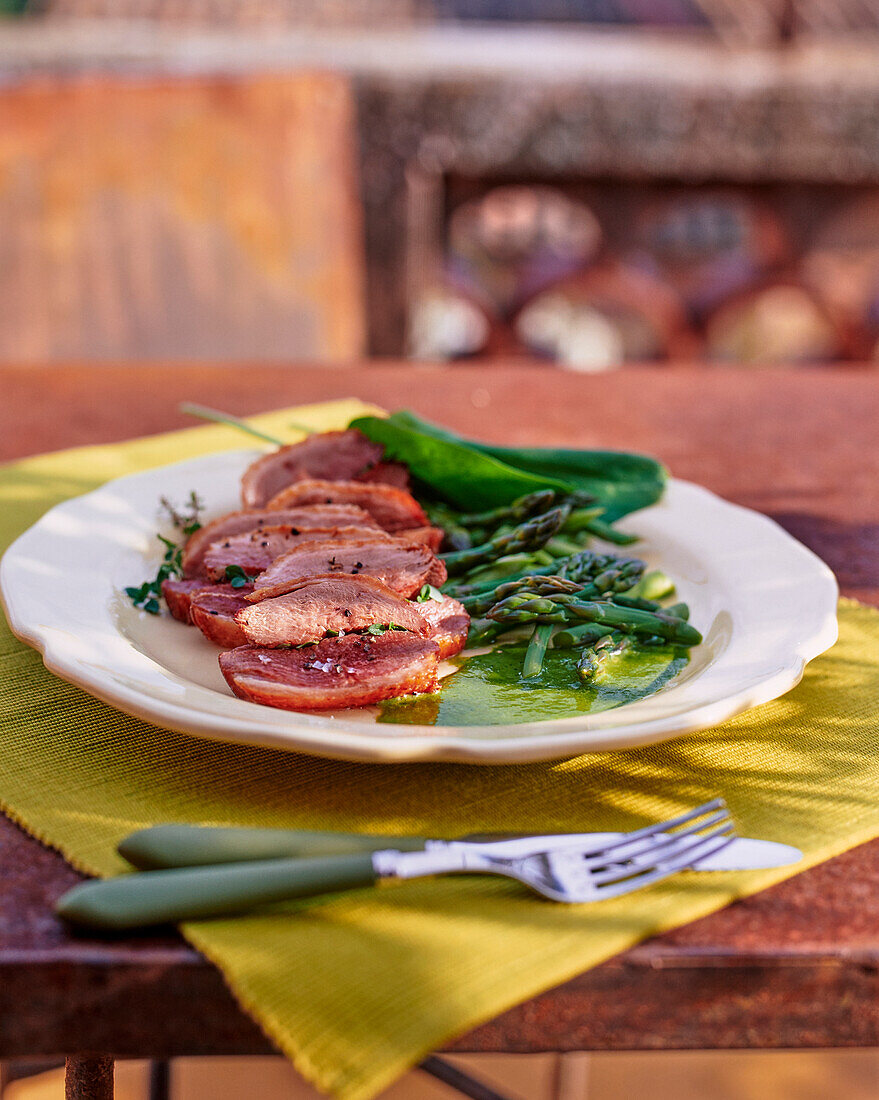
[522,623,554,678]
[552,622,616,648]
[466,618,513,647]
[486,594,702,647]
[561,507,606,533]
[460,575,585,615]
[665,602,690,621]
[559,552,646,591]
[611,593,662,612]
[546,535,590,558]
[577,517,639,546]
[455,490,558,530]
[441,507,569,577]
[628,570,676,601]
[449,550,644,603]
[423,502,473,551]
[577,634,630,683]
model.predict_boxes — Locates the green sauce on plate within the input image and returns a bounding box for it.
[378,644,689,727]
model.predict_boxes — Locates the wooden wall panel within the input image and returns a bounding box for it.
[0,75,365,363]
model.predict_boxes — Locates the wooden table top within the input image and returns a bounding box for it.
[2,362,878,1060]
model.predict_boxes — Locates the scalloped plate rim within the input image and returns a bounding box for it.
[0,450,839,764]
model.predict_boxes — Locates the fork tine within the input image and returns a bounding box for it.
[576,798,727,860]
[588,820,735,889]
[583,808,732,870]
[593,830,736,900]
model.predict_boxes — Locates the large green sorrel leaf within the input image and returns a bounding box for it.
[351,411,667,519]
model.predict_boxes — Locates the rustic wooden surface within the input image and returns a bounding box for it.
[1,363,878,1059]
[0,76,365,364]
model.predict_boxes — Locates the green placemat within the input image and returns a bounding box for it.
[1,401,878,1100]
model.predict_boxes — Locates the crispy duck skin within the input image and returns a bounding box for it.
[190,584,254,647]
[219,632,440,711]
[181,504,380,576]
[246,536,446,602]
[162,577,209,623]
[236,574,430,647]
[202,525,395,583]
[414,594,470,660]
[265,478,428,533]
[240,430,389,508]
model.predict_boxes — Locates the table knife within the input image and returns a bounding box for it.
[119,824,801,873]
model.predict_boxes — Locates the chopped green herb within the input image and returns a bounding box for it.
[415,584,445,603]
[365,623,407,635]
[224,564,259,589]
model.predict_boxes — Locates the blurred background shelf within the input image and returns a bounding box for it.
[1,3,879,365]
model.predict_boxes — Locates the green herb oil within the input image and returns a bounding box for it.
[378,644,689,727]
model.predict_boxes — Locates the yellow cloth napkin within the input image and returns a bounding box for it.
[1,400,878,1100]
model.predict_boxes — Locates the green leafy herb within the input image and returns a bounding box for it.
[365,623,407,635]
[224,564,259,589]
[351,410,666,521]
[159,491,204,537]
[125,492,204,614]
[415,584,444,603]
[350,414,569,512]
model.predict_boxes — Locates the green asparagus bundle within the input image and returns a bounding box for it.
[558,551,645,591]
[441,507,569,577]
[460,574,585,616]
[447,549,647,601]
[454,490,558,531]
[486,593,702,647]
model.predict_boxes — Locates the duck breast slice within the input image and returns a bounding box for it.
[247,537,446,601]
[412,594,470,660]
[161,577,210,623]
[396,525,445,553]
[236,574,430,647]
[190,584,254,647]
[219,632,439,711]
[203,525,393,583]
[356,461,410,490]
[181,504,380,576]
[241,430,387,508]
[265,479,428,532]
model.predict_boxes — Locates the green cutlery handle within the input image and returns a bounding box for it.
[55,853,379,930]
[118,825,428,869]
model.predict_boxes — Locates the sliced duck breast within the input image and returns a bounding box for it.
[241,430,388,508]
[412,594,470,660]
[236,574,430,647]
[357,461,410,490]
[161,577,209,623]
[202,525,393,583]
[396,525,444,553]
[247,536,446,601]
[190,584,253,647]
[181,504,380,576]
[219,632,440,711]
[265,479,428,532]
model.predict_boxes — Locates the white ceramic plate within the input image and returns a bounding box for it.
[0,449,838,764]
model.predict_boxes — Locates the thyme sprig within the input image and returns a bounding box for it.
[125,492,204,615]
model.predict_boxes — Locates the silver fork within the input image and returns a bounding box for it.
[57,799,735,929]
[372,798,735,902]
